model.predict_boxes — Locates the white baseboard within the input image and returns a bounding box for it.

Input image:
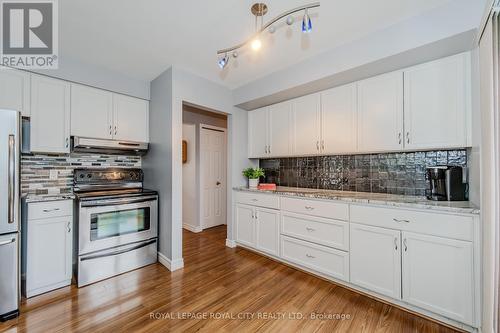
[225,239,236,248]
[158,252,184,271]
[183,223,203,233]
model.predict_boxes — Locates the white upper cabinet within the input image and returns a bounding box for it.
[357,71,404,153]
[402,231,474,325]
[403,53,471,150]
[0,68,30,117]
[350,223,402,299]
[71,84,113,139]
[30,75,70,154]
[321,83,357,154]
[113,94,149,142]
[248,107,269,158]
[292,93,321,156]
[269,101,292,157]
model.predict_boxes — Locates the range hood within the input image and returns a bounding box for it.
[72,137,149,156]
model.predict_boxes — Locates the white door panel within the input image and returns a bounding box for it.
[113,94,149,142]
[255,208,279,256]
[0,68,30,116]
[269,101,291,157]
[293,94,321,155]
[248,107,268,158]
[236,204,254,247]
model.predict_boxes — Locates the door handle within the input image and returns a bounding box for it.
[394,237,398,251]
[67,222,71,233]
[403,238,408,252]
[0,238,15,247]
[398,132,402,145]
[216,181,221,186]
[114,126,117,136]
[406,132,410,144]
[109,125,112,135]
[8,135,15,224]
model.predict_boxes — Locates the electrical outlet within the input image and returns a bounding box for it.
[49,170,58,180]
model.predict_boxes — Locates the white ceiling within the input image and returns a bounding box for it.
[60,0,457,89]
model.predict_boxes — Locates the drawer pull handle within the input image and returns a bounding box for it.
[306,254,315,259]
[306,227,315,232]
[304,206,315,210]
[251,199,258,202]
[393,218,410,223]
[43,208,60,213]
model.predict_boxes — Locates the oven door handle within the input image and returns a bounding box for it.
[80,239,157,262]
[80,196,157,207]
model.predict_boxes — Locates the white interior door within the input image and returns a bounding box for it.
[200,125,227,229]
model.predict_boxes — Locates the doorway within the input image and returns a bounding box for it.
[182,104,227,233]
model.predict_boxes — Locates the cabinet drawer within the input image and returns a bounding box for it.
[235,191,279,209]
[281,197,348,221]
[350,205,474,241]
[280,236,349,282]
[28,200,73,220]
[281,212,349,251]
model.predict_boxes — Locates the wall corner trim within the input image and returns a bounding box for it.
[158,253,184,271]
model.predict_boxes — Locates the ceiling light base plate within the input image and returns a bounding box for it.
[251,3,268,16]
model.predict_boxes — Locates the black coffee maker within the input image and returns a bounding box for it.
[427,166,467,201]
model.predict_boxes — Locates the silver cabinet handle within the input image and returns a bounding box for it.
[321,140,325,150]
[393,218,410,223]
[306,254,315,259]
[255,211,258,220]
[403,238,408,252]
[264,145,267,154]
[398,132,402,145]
[394,237,398,251]
[114,126,117,135]
[268,145,271,154]
[109,125,112,135]
[67,222,71,233]
[306,227,315,232]
[316,141,319,151]
[406,132,410,144]
[43,208,60,213]
[0,238,15,247]
[65,137,69,148]
[8,135,15,224]
[251,198,258,202]
[304,206,315,210]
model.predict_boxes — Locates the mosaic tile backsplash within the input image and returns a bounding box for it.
[260,150,468,197]
[21,153,141,196]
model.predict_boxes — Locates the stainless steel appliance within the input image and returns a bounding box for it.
[74,168,158,287]
[0,110,20,321]
[427,166,467,201]
[72,137,149,156]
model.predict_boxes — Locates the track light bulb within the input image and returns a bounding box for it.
[218,53,229,69]
[251,38,262,51]
[302,9,312,33]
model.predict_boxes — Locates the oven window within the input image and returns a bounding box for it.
[90,208,150,241]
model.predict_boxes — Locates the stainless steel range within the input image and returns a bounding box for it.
[74,168,158,287]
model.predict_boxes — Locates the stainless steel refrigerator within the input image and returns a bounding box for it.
[0,109,20,321]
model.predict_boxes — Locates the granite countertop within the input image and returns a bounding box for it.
[22,193,75,203]
[233,186,480,215]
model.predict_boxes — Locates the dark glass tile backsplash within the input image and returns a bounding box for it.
[260,150,467,197]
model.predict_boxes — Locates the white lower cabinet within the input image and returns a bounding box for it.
[281,236,349,282]
[350,223,401,299]
[401,232,474,325]
[235,204,279,256]
[25,200,73,298]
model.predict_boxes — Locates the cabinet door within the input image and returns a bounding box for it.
[357,72,403,152]
[26,217,72,296]
[350,223,401,299]
[268,101,291,157]
[248,107,269,158]
[0,68,30,116]
[235,204,255,248]
[293,93,321,155]
[255,208,279,256]
[402,232,473,325]
[403,53,470,149]
[321,83,357,154]
[30,75,70,153]
[71,84,113,139]
[113,94,149,142]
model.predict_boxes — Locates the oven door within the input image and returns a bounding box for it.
[78,195,158,255]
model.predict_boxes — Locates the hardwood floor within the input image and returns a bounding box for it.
[1,226,460,333]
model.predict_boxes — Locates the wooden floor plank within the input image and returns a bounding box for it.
[0,225,460,333]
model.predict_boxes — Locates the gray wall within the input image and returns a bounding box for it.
[142,68,173,258]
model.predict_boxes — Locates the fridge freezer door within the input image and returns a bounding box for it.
[0,233,19,321]
[0,110,19,235]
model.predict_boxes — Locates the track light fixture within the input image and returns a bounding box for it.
[217,2,320,69]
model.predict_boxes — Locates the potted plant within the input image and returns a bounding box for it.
[243,167,265,189]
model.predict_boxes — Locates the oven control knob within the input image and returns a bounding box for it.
[87,174,92,178]
[79,174,84,178]
[130,172,135,179]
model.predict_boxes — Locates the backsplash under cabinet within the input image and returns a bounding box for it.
[260,150,468,196]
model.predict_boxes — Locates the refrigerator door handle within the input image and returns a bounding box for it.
[0,238,15,247]
[8,134,15,224]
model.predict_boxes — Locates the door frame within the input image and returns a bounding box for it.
[199,124,227,230]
